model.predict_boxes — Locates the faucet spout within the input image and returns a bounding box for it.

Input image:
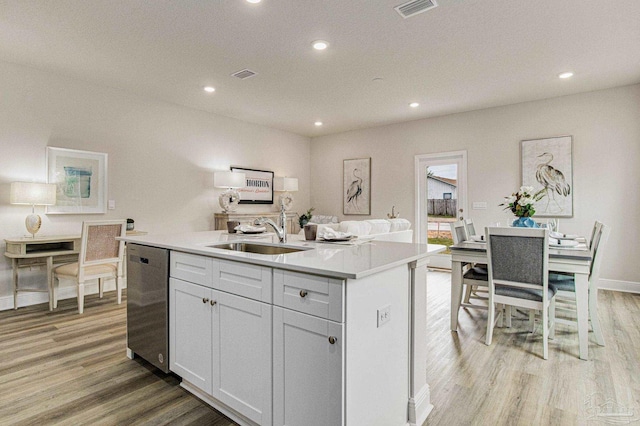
[254,210,287,243]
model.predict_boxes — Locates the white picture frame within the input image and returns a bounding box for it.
[521,136,573,218]
[46,147,107,214]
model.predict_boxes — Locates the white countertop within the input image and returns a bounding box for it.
[120,230,433,279]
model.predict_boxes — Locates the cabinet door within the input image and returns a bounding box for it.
[211,291,272,425]
[169,278,213,394]
[273,307,344,426]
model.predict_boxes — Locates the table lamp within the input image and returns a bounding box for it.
[10,182,57,237]
[274,177,298,211]
[214,171,246,213]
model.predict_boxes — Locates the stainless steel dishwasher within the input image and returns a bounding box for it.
[126,243,170,373]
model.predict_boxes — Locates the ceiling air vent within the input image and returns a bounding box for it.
[231,69,257,80]
[394,0,437,19]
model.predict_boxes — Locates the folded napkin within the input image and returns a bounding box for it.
[317,228,354,240]
[235,225,266,233]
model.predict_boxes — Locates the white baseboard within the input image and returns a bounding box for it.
[598,278,640,294]
[408,384,433,426]
[0,279,126,311]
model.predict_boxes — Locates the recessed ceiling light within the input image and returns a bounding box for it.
[314,121,323,126]
[203,86,215,93]
[558,72,574,79]
[312,40,329,50]
[409,102,420,108]
[246,0,261,3]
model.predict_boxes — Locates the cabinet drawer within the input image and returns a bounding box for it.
[273,270,344,322]
[213,259,272,303]
[170,252,213,287]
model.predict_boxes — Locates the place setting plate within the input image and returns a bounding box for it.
[549,239,580,249]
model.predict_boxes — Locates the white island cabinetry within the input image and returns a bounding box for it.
[121,230,432,426]
[169,252,273,426]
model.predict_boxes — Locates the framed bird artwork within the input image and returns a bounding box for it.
[521,136,573,217]
[343,157,371,215]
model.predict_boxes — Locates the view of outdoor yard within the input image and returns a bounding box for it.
[426,165,458,254]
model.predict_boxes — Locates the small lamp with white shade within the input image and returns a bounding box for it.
[10,182,57,238]
[274,177,298,211]
[214,171,246,213]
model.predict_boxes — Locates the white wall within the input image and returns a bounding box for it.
[0,60,310,307]
[310,84,640,286]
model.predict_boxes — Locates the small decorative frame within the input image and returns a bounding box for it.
[231,167,274,204]
[343,158,371,215]
[521,135,573,217]
[46,147,107,214]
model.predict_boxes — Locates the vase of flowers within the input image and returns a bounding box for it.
[500,186,545,227]
[298,207,315,229]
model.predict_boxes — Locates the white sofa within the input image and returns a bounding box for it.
[301,218,413,243]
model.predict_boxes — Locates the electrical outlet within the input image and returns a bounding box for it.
[108,200,116,210]
[472,201,487,210]
[377,305,391,327]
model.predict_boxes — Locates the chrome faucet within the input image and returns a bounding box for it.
[255,205,287,243]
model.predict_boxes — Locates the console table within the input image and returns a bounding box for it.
[214,212,299,235]
[4,235,81,310]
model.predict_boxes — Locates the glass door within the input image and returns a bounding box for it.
[414,151,467,269]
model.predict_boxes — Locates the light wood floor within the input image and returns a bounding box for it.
[0,273,638,425]
[424,270,640,425]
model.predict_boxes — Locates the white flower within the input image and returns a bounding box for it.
[518,196,531,206]
[519,185,534,195]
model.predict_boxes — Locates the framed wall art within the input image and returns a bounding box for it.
[521,135,573,217]
[231,167,274,204]
[46,147,107,214]
[343,157,371,215]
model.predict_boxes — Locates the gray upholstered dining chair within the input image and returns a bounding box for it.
[462,218,489,304]
[549,222,609,346]
[450,220,489,310]
[51,219,127,314]
[485,227,556,359]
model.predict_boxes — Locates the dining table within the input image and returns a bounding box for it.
[450,238,593,360]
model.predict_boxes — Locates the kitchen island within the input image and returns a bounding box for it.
[120,231,432,426]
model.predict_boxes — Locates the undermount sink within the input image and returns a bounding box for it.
[207,242,311,255]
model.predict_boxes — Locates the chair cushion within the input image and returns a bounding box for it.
[54,262,117,278]
[365,219,392,235]
[309,215,338,224]
[495,283,558,301]
[339,221,372,236]
[548,273,576,292]
[388,218,411,232]
[464,266,489,281]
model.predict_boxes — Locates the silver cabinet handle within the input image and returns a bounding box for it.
[328,336,337,345]
[202,297,209,304]
[210,300,217,306]
[299,290,308,298]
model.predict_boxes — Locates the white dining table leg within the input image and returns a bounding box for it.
[575,272,589,360]
[451,260,463,331]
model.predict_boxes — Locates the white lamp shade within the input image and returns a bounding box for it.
[274,177,298,192]
[10,182,56,206]
[214,171,246,189]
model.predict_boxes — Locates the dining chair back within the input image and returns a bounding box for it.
[588,221,603,255]
[550,222,610,346]
[52,219,127,314]
[451,220,468,244]
[485,226,556,359]
[464,219,477,237]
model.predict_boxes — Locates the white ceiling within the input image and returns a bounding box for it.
[1,0,639,137]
